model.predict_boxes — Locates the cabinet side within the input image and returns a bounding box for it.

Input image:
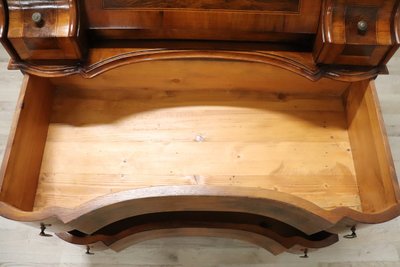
[0,75,53,211]
[345,80,399,213]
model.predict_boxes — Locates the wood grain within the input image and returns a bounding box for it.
[1,53,400,242]
[346,80,399,213]
[6,0,86,61]
[57,211,338,255]
[7,48,387,81]
[33,87,360,211]
[313,0,400,66]
[0,75,53,211]
[0,0,19,61]
[48,54,353,91]
[86,0,319,43]
[103,0,300,12]
[0,47,399,267]
[1,0,399,74]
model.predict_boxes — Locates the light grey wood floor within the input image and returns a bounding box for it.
[0,47,399,267]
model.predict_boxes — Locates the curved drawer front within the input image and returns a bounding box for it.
[5,0,86,61]
[56,211,339,255]
[314,0,400,66]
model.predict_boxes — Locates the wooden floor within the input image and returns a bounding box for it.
[0,47,400,266]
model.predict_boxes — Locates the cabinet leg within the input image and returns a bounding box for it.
[343,225,357,239]
[39,223,52,237]
[86,245,94,255]
[299,248,309,258]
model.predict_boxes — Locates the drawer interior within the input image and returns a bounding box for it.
[36,85,359,211]
[0,60,397,216]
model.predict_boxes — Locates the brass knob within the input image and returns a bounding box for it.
[357,20,368,34]
[32,12,43,26]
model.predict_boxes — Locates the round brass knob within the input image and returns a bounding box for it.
[357,20,368,33]
[32,12,43,25]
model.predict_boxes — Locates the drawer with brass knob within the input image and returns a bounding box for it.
[5,0,86,61]
[314,1,400,66]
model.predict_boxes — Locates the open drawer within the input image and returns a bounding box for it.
[56,211,339,255]
[0,57,399,251]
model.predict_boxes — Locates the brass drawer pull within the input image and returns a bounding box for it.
[31,12,43,26]
[357,20,368,34]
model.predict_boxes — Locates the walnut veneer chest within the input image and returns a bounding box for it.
[0,0,400,257]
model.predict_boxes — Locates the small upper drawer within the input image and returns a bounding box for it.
[344,6,379,45]
[6,0,86,61]
[314,0,399,66]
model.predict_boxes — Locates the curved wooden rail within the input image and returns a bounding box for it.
[56,211,339,255]
[1,186,400,235]
[0,0,18,61]
[8,49,384,82]
[58,228,312,255]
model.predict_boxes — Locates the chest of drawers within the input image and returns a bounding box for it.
[0,0,399,256]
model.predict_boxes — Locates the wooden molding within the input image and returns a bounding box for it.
[8,49,386,82]
[1,186,400,235]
